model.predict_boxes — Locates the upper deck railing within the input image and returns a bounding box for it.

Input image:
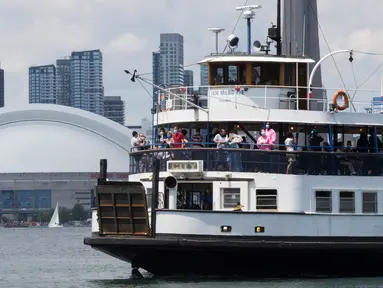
[130,147,383,177]
[156,85,382,114]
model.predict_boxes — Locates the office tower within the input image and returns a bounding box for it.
[0,68,4,107]
[29,65,56,104]
[152,51,161,99]
[71,49,104,115]
[103,96,125,125]
[184,70,194,94]
[56,58,71,106]
[199,64,208,95]
[159,33,184,87]
[283,0,323,110]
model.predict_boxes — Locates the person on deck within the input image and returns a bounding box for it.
[265,122,276,149]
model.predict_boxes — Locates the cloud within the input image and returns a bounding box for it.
[105,33,148,54]
[0,0,383,122]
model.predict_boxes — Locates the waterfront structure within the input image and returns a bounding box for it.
[29,65,56,104]
[70,49,104,115]
[0,104,131,215]
[103,96,125,125]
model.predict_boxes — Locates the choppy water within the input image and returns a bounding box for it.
[1,227,383,287]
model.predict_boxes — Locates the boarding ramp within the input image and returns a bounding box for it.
[96,181,150,236]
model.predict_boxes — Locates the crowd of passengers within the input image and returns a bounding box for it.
[130,124,383,176]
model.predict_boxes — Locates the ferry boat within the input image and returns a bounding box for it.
[84,6,383,278]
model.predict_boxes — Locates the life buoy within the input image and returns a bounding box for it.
[332,90,349,111]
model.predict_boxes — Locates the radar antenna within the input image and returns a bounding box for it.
[235,4,262,54]
[208,28,225,54]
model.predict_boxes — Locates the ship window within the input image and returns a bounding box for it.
[256,189,277,210]
[315,191,332,213]
[214,67,224,85]
[221,188,240,209]
[228,65,238,84]
[362,192,377,213]
[146,188,152,209]
[339,191,355,213]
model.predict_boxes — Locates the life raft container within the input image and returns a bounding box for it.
[332,90,349,111]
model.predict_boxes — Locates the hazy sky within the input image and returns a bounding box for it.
[1,0,383,124]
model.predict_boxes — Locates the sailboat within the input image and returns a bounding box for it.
[48,202,63,228]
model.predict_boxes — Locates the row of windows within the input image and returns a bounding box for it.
[315,191,377,213]
[222,188,277,210]
[221,189,379,214]
[0,190,51,209]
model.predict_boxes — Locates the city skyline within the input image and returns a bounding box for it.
[0,1,381,125]
[28,49,125,124]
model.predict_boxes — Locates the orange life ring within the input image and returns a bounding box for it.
[332,90,349,111]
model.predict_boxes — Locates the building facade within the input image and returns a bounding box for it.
[184,69,194,94]
[159,33,184,87]
[29,65,56,104]
[103,96,125,125]
[70,50,104,115]
[56,59,71,106]
[0,68,4,107]
[199,64,208,95]
[152,51,161,99]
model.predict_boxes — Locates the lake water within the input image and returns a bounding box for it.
[1,227,383,288]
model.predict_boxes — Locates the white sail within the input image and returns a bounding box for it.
[48,202,63,228]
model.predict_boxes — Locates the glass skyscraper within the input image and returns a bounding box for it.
[71,50,104,115]
[29,65,56,104]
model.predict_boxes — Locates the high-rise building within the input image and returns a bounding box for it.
[152,51,161,99]
[199,64,208,95]
[71,49,104,115]
[159,33,184,87]
[283,0,323,110]
[29,65,56,104]
[56,59,71,106]
[184,70,194,94]
[0,68,4,107]
[103,96,125,125]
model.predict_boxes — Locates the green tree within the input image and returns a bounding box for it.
[59,207,72,223]
[34,209,54,222]
[71,203,85,221]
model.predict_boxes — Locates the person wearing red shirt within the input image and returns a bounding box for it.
[172,127,185,148]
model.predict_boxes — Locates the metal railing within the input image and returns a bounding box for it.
[129,148,383,177]
[156,85,381,113]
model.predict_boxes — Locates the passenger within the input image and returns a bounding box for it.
[131,131,144,173]
[158,128,167,146]
[191,129,204,163]
[228,130,243,172]
[257,129,271,150]
[337,141,357,175]
[172,127,185,148]
[308,128,324,175]
[285,131,296,174]
[256,129,270,172]
[213,129,229,170]
[265,122,276,149]
[357,132,369,153]
[166,131,174,147]
[191,129,204,147]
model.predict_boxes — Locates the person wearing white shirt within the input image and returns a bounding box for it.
[131,131,143,172]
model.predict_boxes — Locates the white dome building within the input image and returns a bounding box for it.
[0,104,132,214]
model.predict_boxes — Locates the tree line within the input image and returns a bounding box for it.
[34,203,87,223]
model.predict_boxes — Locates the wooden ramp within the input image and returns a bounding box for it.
[96,181,150,236]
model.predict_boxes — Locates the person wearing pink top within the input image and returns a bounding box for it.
[257,129,271,150]
[265,122,276,149]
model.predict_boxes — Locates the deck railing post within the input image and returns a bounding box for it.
[151,158,160,237]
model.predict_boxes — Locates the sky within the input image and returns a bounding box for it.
[1,0,383,125]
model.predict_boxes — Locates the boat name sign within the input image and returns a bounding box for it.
[167,160,203,173]
[209,88,244,96]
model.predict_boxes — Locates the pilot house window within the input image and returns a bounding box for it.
[362,192,378,213]
[256,189,277,210]
[222,188,240,209]
[315,191,332,213]
[339,191,355,213]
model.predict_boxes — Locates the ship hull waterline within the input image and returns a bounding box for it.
[84,235,383,277]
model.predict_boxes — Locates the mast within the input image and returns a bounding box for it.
[276,0,282,55]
